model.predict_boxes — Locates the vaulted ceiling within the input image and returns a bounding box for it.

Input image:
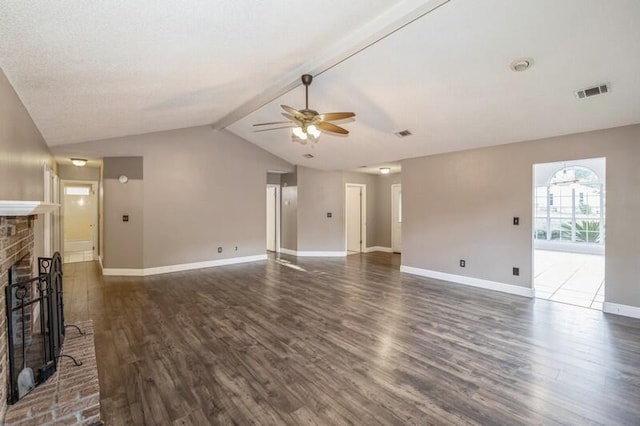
[2,0,639,170]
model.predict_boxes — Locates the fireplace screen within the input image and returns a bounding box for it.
[5,252,65,404]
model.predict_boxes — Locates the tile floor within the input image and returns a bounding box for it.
[64,250,94,264]
[534,249,604,310]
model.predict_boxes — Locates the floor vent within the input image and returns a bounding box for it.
[575,83,610,99]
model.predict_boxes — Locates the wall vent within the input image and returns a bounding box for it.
[575,83,610,100]
[302,153,314,159]
[395,130,412,137]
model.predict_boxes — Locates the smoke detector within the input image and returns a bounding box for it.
[510,58,533,72]
[575,83,610,99]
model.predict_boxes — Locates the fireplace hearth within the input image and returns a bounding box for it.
[5,252,65,404]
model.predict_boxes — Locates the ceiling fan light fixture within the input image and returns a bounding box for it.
[307,125,321,138]
[292,127,307,140]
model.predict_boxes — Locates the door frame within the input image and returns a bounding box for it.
[266,184,281,253]
[391,184,401,253]
[61,180,99,261]
[345,183,366,253]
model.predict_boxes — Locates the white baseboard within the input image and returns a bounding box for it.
[603,302,640,319]
[277,248,346,257]
[365,246,393,253]
[400,265,535,298]
[98,255,104,271]
[102,254,268,277]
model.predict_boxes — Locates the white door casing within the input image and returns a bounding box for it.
[392,184,402,253]
[266,185,280,252]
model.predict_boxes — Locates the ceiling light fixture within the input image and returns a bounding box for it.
[71,158,87,167]
[292,124,322,144]
[510,57,533,72]
[379,167,391,175]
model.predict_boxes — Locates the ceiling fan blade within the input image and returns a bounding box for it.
[317,121,349,135]
[318,112,355,121]
[253,125,295,133]
[281,105,305,119]
[281,113,302,124]
[253,120,293,127]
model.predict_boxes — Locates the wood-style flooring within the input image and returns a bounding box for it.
[63,253,640,425]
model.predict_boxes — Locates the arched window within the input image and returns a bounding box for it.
[534,166,603,244]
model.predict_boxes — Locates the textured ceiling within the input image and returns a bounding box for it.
[2,0,640,171]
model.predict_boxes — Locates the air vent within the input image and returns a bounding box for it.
[575,83,610,100]
[395,130,412,138]
[302,153,314,159]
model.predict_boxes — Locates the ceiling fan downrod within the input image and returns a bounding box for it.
[301,74,313,110]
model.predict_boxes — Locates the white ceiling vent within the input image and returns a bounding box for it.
[395,130,412,138]
[575,83,610,100]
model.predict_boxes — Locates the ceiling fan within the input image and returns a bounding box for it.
[253,74,355,144]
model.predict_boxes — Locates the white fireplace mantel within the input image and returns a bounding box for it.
[0,201,59,216]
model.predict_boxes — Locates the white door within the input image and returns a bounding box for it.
[63,182,97,263]
[392,184,402,253]
[266,185,279,252]
[346,185,363,253]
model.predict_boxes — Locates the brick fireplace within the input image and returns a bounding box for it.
[1,208,102,425]
[0,215,36,420]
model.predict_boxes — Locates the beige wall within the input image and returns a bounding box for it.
[103,157,143,269]
[402,124,640,308]
[58,164,100,181]
[297,167,345,252]
[281,185,298,251]
[54,127,293,268]
[0,68,52,421]
[288,168,398,252]
[0,68,51,200]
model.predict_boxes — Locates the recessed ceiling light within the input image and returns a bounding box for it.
[395,130,412,138]
[510,58,533,72]
[70,158,87,167]
[379,167,391,175]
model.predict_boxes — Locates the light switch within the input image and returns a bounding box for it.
[123,215,129,222]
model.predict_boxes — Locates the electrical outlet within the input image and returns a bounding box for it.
[218,247,222,253]
[513,267,520,276]
[460,259,466,267]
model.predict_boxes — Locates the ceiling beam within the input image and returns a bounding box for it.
[212,0,451,130]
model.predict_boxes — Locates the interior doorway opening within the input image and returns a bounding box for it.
[266,184,280,252]
[345,184,366,254]
[62,180,98,263]
[533,158,605,310]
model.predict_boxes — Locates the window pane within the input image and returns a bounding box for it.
[64,186,91,195]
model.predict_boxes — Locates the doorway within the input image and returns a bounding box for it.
[62,181,98,263]
[266,185,280,252]
[391,184,402,253]
[533,158,605,310]
[345,184,366,254]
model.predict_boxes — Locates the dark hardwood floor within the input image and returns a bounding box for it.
[63,253,640,425]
